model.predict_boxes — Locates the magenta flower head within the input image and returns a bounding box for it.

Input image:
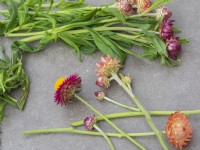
[54,74,82,105]
[160,19,174,40]
[117,0,134,16]
[84,115,97,130]
[156,7,172,20]
[96,55,121,77]
[166,37,182,60]
[96,76,110,88]
[94,91,105,101]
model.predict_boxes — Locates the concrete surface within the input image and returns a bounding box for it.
[1,0,200,150]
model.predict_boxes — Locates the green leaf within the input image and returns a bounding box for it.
[59,33,81,61]
[0,22,6,35]
[179,38,189,44]
[173,26,181,33]
[5,0,18,32]
[101,5,126,22]
[87,28,127,64]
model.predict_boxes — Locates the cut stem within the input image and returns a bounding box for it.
[104,96,140,112]
[74,94,146,150]
[22,127,166,138]
[71,110,200,127]
[94,124,115,150]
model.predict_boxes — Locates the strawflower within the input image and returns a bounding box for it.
[96,76,110,88]
[94,91,105,101]
[84,115,97,130]
[156,7,172,20]
[166,37,182,60]
[117,0,134,16]
[160,19,174,40]
[166,112,192,150]
[54,74,82,105]
[96,55,121,77]
[136,0,152,14]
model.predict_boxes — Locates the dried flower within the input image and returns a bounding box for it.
[96,55,121,77]
[136,0,152,14]
[117,0,134,16]
[96,76,110,88]
[54,74,82,105]
[166,112,192,150]
[84,115,97,130]
[160,19,174,40]
[156,7,172,20]
[94,91,105,101]
[166,37,182,60]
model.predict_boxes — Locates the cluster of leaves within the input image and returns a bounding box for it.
[0,0,180,65]
[0,46,30,124]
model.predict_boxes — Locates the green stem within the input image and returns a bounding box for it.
[7,26,159,38]
[71,110,200,127]
[22,127,166,138]
[111,73,168,150]
[104,96,140,112]
[94,124,115,150]
[74,94,146,150]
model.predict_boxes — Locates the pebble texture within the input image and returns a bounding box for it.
[0,0,200,150]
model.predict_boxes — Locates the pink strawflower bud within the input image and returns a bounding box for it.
[166,37,182,60]
[96,55,121,77]
[94,91,105,101]
[136,0,152,14]
[54,74,82,105]
[160,19,174,40]
[96,76,110,88]
[84,115,97,130]
[156,7,172,20]
[117,0,134,16]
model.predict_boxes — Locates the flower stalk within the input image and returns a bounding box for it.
[74,94,146,150]
[104,96,140,112]
[22,127,166,138]
[111,73,168,150]
[71,110,200,127]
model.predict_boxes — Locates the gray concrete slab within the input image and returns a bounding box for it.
[1,0,200,150]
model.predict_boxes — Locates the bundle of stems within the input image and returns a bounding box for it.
[0,0,184,65]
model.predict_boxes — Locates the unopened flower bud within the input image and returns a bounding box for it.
[117,0,134,16]
[160,19,174,40]
[119,73,132,87]
[84,115,97,131]
[136,0,152,14]
[156,7,172,20]
[94,91,105,101]
[96,76,110,88]
[166,37,182,60]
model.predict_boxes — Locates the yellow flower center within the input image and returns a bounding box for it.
[54,77,66,91]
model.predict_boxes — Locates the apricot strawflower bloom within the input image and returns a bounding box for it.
[166,112,192,150]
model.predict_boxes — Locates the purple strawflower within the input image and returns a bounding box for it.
[166,37,182,60]
[160,19,174,40]
[84,115,97,130]
[54,74,82,105]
